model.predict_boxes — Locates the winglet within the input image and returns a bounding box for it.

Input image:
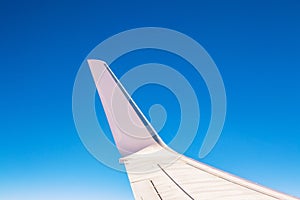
[87,59,163,156]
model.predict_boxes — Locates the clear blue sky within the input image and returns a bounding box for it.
[0,0,299,199]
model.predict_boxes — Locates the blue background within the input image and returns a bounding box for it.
[0,0,299,199]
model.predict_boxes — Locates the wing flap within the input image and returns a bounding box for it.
[131,180,163,200]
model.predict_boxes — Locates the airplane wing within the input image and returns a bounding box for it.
[87,59,299,200]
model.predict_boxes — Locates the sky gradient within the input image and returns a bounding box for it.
[1,0,299,199]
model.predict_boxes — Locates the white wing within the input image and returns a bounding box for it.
[88,59,299,200]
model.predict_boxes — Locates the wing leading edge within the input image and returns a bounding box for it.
[88,59,299,200]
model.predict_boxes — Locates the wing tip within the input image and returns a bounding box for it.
[87,59,107,66]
